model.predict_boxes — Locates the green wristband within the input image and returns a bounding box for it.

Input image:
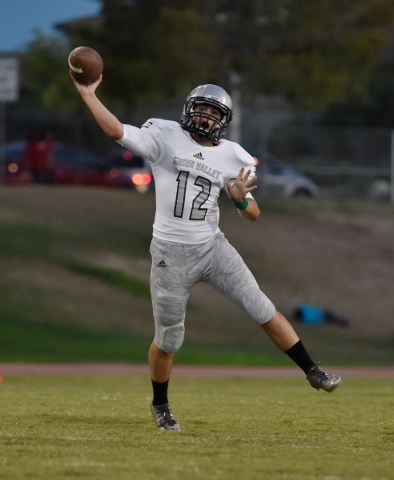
[231,198,249,210]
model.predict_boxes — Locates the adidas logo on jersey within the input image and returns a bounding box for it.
[157,259,167,267]
[193,152,204,160]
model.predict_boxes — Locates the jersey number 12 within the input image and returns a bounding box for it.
[174,171,211,220]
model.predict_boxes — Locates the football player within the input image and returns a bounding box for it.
[71,74,342,432]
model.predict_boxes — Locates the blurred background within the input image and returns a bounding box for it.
[0,0,393,366]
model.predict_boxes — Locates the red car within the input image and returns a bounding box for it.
[2,141,131,187]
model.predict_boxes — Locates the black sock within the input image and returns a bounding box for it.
[285,340,315,374]
[152,379,169,406]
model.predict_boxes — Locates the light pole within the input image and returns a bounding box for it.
[228,70,241,144]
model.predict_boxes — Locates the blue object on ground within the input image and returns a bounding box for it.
[295,304,325,324]
[294,304,350,327]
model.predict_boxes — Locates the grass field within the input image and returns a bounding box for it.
[0,374,393,479]
[1,175,393,479]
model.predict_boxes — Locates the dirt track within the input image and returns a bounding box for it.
[0,364,393,377]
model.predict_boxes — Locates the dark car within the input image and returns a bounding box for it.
[105,148,154,193]
[1,141,127,187]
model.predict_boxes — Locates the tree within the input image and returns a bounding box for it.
[65,0,216,111]
[19,0,394,113]
[211,0,394,110]
[19,32,74,111]
[321,56,394,127]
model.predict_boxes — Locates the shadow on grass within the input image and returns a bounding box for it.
[69,263,151,297]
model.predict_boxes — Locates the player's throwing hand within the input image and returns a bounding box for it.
[69,71,103,95]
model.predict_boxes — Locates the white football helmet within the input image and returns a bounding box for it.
[180,84,233,142]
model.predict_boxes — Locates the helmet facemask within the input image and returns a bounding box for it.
[181,85,233,142]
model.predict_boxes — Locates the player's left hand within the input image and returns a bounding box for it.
[225,168,257,202]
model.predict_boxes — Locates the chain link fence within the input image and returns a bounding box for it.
[262,124,393,201]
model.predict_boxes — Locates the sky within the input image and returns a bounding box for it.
[0,0,101,53]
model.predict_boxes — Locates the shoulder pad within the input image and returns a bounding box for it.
[141,118,179,131]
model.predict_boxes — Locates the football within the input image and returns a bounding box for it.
[68,46,103,84]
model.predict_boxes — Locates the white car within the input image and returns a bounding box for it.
[254,153,319,198]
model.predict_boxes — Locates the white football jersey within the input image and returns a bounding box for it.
[117,119,256,244]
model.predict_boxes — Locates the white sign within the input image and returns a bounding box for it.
[0,57,19,102]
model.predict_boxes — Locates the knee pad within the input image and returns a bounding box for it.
[246,288,276,325]
[154,324,185,354]
[152,292,186,353]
